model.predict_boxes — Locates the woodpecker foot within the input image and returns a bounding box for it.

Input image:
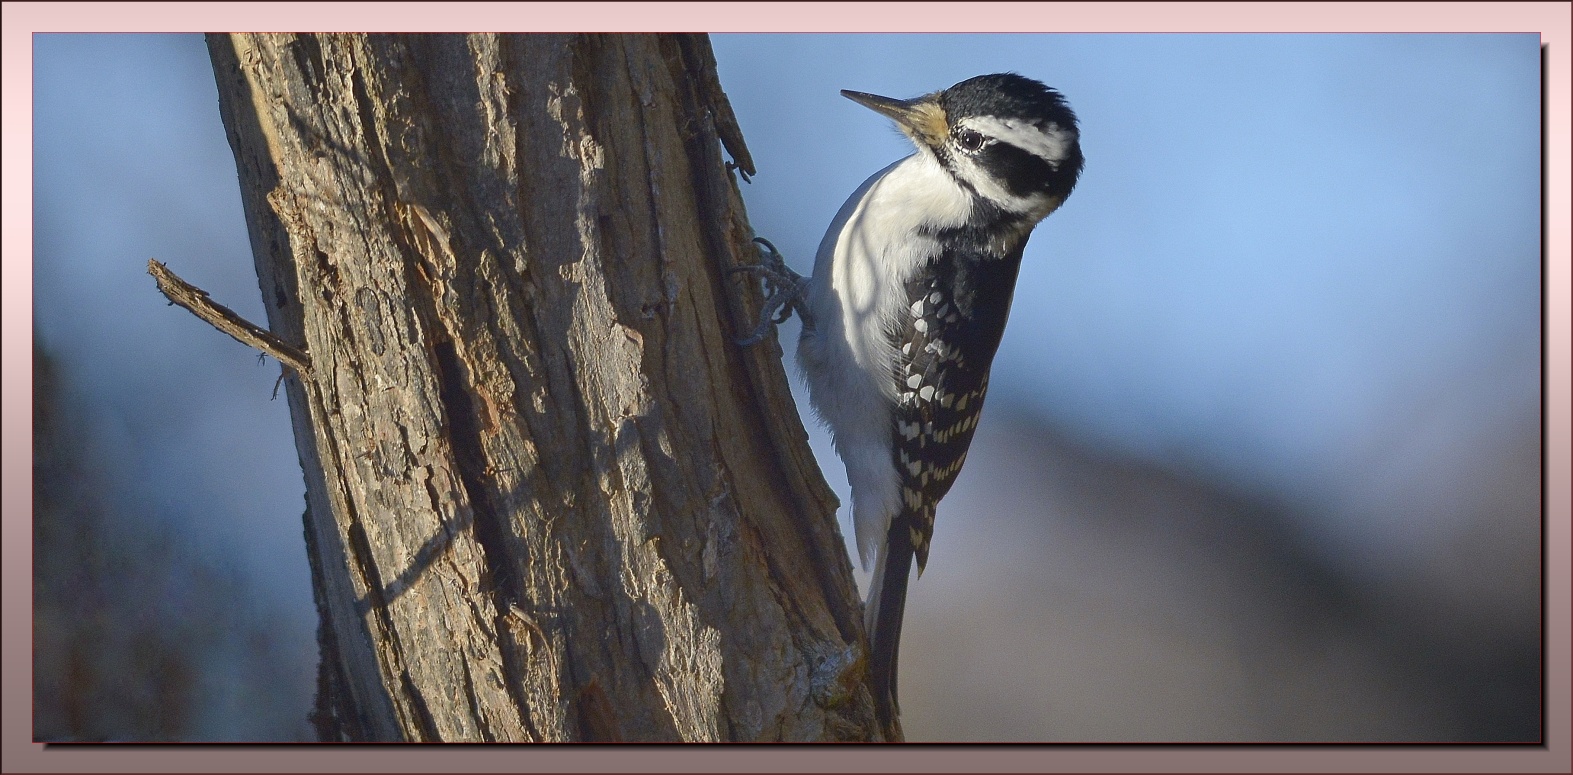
[731,238,811,346]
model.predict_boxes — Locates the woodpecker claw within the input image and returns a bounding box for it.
[732,238,811,346]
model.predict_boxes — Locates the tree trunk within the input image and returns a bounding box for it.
[202,32,889,742]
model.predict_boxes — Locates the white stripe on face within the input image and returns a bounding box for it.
[956,116,1076,168]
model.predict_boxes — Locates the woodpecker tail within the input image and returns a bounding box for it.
[865,515,915,722]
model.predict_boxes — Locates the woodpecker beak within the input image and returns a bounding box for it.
[842,89,950,149]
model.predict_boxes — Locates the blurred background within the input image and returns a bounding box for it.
[31,33,1541,742]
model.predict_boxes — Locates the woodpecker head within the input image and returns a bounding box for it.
[842,73,1083,222]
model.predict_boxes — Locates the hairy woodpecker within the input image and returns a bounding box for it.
[736,73,1083,718]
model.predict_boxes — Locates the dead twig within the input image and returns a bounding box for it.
[148,259,312,379]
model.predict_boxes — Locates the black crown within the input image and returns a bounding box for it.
[939,73,1078,129]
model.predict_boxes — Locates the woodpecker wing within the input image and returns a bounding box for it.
[866,239,1027,717]
[888,242,1025,569]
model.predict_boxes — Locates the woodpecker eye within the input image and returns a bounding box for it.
[955,129,986,152]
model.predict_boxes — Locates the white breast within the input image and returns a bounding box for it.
[797,152,973,567]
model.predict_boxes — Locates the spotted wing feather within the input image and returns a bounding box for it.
[866,241,1027,716]
[888,244,1025,568]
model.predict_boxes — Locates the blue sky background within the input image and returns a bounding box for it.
[711,33,1540,578]
[28,33,1542,740]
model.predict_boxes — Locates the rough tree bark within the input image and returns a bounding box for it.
[195,32,892,741]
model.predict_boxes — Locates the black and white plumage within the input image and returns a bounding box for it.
[738,73,1082,720]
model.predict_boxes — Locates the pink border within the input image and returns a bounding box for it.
[4,2,1568,773]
